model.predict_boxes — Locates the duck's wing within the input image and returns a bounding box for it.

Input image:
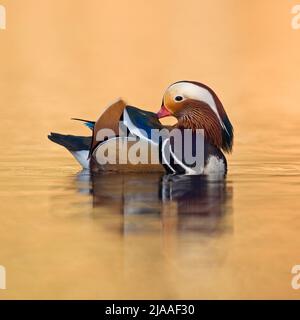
[90,99,127,155]
[71,118,95,130]
[92,136,164,173]
[123,106,168,145]
[90,105,168,172]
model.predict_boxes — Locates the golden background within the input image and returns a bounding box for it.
[0,0,300,299]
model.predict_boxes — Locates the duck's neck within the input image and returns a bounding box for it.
[175,105,223,149]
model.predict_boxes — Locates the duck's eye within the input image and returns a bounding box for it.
[175,96,183,102]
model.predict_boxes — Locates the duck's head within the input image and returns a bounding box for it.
[157,81,234,153]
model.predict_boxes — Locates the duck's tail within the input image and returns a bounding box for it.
[48,133,92,169]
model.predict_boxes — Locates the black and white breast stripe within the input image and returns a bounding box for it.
[160,137,227,175]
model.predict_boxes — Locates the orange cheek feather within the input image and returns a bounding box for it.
[163,94,184,115]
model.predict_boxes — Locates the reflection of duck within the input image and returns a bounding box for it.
[160,175,232,234]
[49,81,233,175]
[91,172,163,216]
[75,171,233,235]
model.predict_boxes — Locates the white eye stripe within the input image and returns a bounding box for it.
[169,82,226,129]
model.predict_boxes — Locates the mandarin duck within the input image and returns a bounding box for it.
[48,81,233,175]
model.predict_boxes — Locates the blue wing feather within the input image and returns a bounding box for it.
[71,118,95,130]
